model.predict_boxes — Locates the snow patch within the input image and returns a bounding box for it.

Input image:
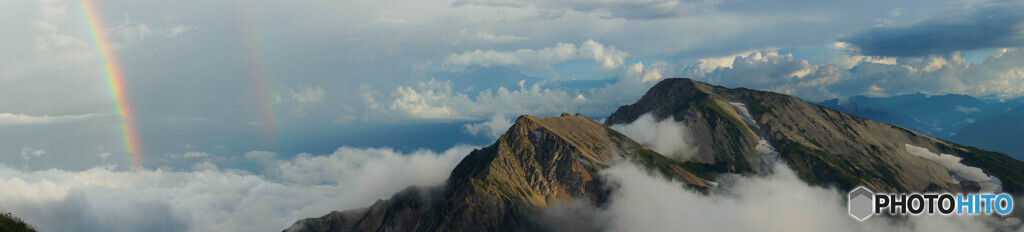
[727,102,777,174]
[904,144,1002,192]
[757,139,780,173]
[729,102,759,129]
[530,131,543,144]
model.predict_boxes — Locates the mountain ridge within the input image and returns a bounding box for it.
[289,78,1024,232]
[605,78,1024,193]
[286,113,707,232]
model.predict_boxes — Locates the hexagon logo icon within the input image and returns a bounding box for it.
[848,186,874,221]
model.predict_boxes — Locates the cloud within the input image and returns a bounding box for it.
[113,14,198,45]
[0,113,103,125]
[157,24,197,37]
[610,113,698,162]
[243,150,277,161]
[288,86,325,105]
[164,151,211,160]
[19,148,46,170]
[183,151,209,159]
[540,161,1013,232]
[684,47,1024,101]
[840,2,1024,57]
[0,145,476,231]
[374,59,669,122]
[443,40,627,71]
[379,78,592,121]
[284,85,326,116]
[113,21,153,45]
[460,29,528,43]
[687,50,844,101]
[451,0,721,20]
[20,148,45,161]
[463,113,513,139]
[0,0,1006,181]
[955,105,982,114]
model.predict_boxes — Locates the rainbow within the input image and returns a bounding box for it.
[81,0,144,168]
[237,2,279,148]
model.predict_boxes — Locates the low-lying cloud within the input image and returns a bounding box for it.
[0,145,476,231]
[0,113,104,125]
[464,113,513,139]
[541,161,1017,232]
[610,113,699,162]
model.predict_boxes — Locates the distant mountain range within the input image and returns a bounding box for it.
[949,104,1024,160]
[820,94,1024,159]
[288,79,1024,231]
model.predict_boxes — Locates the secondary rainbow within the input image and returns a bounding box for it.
[237,2,279,148]
[81,0,144,168]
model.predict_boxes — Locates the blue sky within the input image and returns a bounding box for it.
[2,0,1024,231]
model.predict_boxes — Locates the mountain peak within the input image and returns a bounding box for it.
[289,114,707,231]
[606,78,1024,194]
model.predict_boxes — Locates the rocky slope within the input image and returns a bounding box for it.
[606,78,1024,194]
[286,113,707,232]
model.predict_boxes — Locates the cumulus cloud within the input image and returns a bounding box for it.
[443,40,627,71]
[840,1,1024,57]
[283,85,326,116]
[459,28,528,43]
[375,58,670,122]
[376,44,1024,124]
[380,78,593,121]
[451,0,721,20]
[0,113,103,125]
[164,151,211,160]
[288,86,326,105]
[687,50,844,101]
[541,161,1013,232]
[112,15,196,45]
[157,24,198,37]
[684,47,1024,101]
[0,145,476,231]
[19,148,46,170]
[610,113,698,162]
[463,113,513,139]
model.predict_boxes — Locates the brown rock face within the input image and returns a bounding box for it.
[605,78,1024,194]
[287,113,706,232]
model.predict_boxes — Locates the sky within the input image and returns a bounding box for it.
[2,0,1024,231]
